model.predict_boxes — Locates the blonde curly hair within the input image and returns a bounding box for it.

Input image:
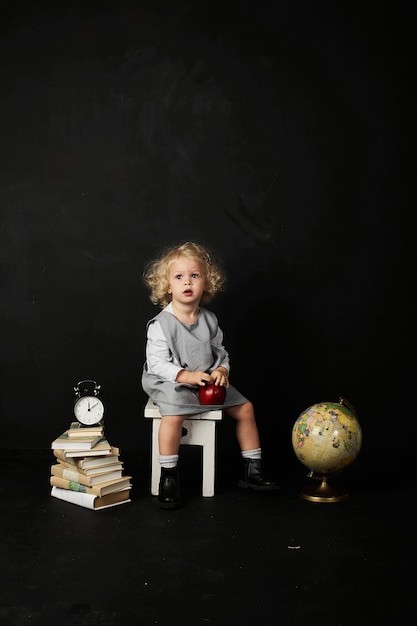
[143,241,226,309]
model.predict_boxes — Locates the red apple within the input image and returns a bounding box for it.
[198,383,226,405]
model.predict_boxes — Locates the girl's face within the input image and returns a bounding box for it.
[168,256,206,307]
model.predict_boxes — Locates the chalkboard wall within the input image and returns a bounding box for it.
[1,2,413,470]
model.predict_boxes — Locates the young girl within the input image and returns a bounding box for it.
[141,241,279,508]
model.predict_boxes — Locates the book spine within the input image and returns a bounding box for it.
[52,441,115,458]
[50,475,102,495]
[50,464,94,487]
[51,486,131,510]
[53,450,81,467]
[69,421,103,431]
[51,485,96,509]
[50,474,132,496]
[67,423,104,437]
[56,459,124,475]
[67,431,103,438]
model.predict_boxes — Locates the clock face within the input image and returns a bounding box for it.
[74,395,104,425]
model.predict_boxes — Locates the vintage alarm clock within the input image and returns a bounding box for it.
[73,379,104,426]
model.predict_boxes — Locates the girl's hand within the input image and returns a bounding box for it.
[176,370,213,387]
[211,368,229,388]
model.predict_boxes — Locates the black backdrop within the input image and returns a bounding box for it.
[1,1,414,469]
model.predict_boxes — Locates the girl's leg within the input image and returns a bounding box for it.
[157,415,184,509]
[158,415,185,455]
[225,402,260,451]
[225,402,279,491]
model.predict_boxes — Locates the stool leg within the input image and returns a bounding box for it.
[201,422,216,497]
[151,420,161,496]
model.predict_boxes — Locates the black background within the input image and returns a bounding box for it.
[1,1,414,471]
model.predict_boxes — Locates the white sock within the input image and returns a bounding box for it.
[241,448,262,460]
[158,454,179,468]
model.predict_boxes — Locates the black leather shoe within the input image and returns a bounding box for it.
[238,459,279,491]
[158,467,181,509]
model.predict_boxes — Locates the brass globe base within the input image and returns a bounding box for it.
[299,472,348,503]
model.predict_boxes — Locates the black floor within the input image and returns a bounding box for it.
[0,447,415,626]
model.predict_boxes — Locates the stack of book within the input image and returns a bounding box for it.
[50,422,132,510]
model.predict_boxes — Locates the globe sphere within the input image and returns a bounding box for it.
[292,401,362,476]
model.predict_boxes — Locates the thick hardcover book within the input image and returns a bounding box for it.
[53,447,120,466]
[56,459,124,476]
[51,430,103,450]
[50,474,132,496]
[51,486,131,510]
[51,438,113,457]
[50,463,123,486]
[67,422,104,438]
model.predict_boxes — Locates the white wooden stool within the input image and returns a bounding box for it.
[144,397,223,497]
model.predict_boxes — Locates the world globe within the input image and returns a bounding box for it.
[292,398,362,502]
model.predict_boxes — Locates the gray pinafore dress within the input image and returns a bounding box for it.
[142,308,248,416]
